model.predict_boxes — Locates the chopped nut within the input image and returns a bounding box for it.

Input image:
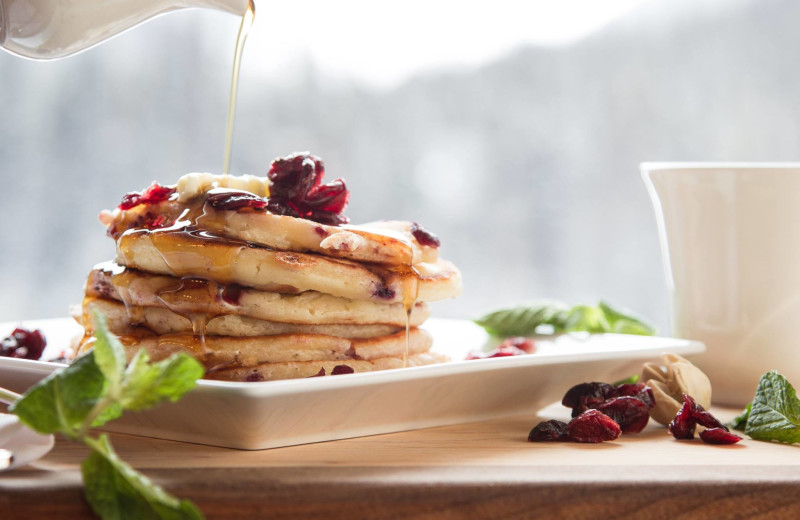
[320,231,366,252]
[641,354,712,425]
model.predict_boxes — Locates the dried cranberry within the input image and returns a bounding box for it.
[689,400,727,430]
[1,328,46,360]
[501,337,536,354]
[119,193,141,210]
[220,283,243,305]
[565,410,621,443]
[465,344,527,360]
[372,285,396,300]
[142,213,173,230]
[206,190,268,211]
[668,395,697,439]
[466,337,535,360]
[305,208,348,226]
[245,372,264,382]
[528,420,568,442]
[699,428,742,445]
[314,226,329,237]
[410,222,441,248]
[266,198,300,218]
[269,153,323,200]
[308,368,326,378]
[267,152,350,225]
[331,365,355,375]
[616,382,655,411]
[303,179,350,214]
[118,182,176,210]
[595,396,650,434]
[562,382,618,417]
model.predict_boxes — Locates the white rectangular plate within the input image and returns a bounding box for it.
[0,317,704,450]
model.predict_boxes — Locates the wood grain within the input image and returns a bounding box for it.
[2,409,800,519]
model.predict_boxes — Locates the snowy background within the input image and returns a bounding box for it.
[0,0,795,332]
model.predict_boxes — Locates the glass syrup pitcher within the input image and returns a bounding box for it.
[0,0,248,59]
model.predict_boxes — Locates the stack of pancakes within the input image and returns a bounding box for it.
[76,169,461,382]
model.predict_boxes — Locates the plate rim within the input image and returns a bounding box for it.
[1,317,705,397]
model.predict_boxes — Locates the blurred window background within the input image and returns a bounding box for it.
[0,0,792,331]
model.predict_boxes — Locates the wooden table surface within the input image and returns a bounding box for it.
[1,405,799,519]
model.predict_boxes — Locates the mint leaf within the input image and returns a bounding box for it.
[473,301,569,337]
[745,371,800,444]
[83,434,203,520]
[563,305,609,333]
[598,301,656,336]
[9,352,118,436]
[474,300,657,337]
[92,311,127,388]
[613,374,640,386]
[120,349,204,411]
[729,404,751,432]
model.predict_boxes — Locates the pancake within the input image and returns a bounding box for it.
[83,296,402,339]
[196,207,439,265]
[75,328,434,368]
[86,263,431,326]
[115,228,462,304]
[103,176,438,265]
[206,352,446,382]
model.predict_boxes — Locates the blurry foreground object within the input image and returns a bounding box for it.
[0,0,247,59]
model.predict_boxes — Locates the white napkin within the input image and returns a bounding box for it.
[0,413,54,471]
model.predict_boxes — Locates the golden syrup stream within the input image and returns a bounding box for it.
[222,0,255,176]
[395,257,420,368]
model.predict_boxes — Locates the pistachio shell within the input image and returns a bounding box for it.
[647,379,682,425]
[670,361,712,409]
[641,354,713,426]
[642,361,667,383]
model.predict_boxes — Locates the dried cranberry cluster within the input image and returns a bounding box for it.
[1,327,46,360]
[266,152,350,226]
[529,381,742,446]
[529,381,655,443]
[118,182,176,211]
[107,211,174,239]
[466,337,536,360]
[669,394,741,445]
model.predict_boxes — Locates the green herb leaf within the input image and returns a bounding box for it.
[729,403,751,432]
[563,305,610,333]
[10,311,205,518]
[92,311,127,388]
[83,434,204,520]
[9,352,117,436]
[473,301,569,337]
[745,371,800,444]
[474,300,656,338]
[613,374,640,386]
[120,349,204,411]
[598,301,657,336]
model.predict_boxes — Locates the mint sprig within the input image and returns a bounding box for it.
[8,312,205,519]
[474,300,656,337]
[729,404,751,432]
[740,371,800,444]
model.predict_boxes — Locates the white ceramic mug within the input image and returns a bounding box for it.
[642,163,800,406]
